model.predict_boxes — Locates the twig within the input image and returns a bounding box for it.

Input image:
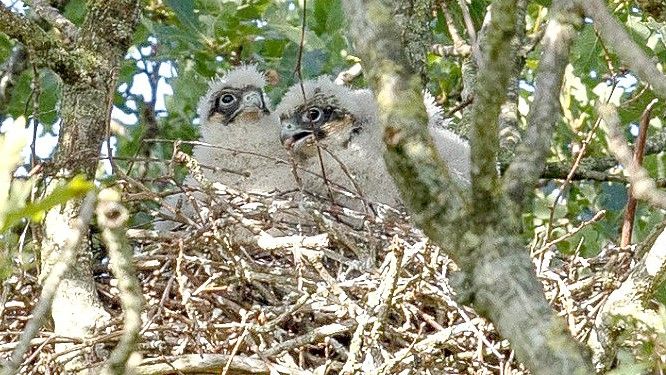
[620,99,658,247]
[98,189,144,375]
[533,210,607,257]
[579,0,666,100]
[544,79,618,241]
[135,354,270,375]
[2,192,97,375]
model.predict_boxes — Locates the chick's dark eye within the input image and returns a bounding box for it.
[304,107,322,123]
[220,94,235,104]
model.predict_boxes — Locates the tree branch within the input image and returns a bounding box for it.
[342,0,593,373]
[467,0,516,223]
[598,103,666,210]
[620,99,658,247]
[28,0,78,43]
[579,0,666,101]
[0,4,95,83]
[98,189,144,375]
[503,1,580,213]
[1,192,97,375]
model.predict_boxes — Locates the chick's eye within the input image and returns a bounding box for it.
[220,94,236,104]
[303,107,322,123]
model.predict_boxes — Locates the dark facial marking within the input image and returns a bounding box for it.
[209,86,267,125]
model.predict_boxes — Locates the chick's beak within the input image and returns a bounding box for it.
[240,91,266,113]
[280,122,313,149]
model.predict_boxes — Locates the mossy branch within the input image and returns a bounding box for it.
[0,4,96,83]
[342,0,594,373]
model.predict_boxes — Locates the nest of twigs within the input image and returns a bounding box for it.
[0,156,636,374]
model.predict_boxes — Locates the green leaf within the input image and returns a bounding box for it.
[63,0,87,26]
[164,0,198,29]
[2,175,94,232]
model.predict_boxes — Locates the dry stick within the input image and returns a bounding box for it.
[135,354,270,375]
[98,189,144,375]
[599,103,666,210]
[292,0,334,202]
[1,192,96,375]
[319,145,373,217]
[534,210,607,257]
[620,99,658,247]
[545,79,618,241]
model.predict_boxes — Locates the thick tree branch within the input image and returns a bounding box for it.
[467,0,517,222]
[0,4,94,83]
[503,1,580,213]
[1,192,96,375]
[0,45,28,113]
[342,0,593,373]
[592,221,666,369]
[579,0,666,101]
[36,0,141,371]
[28,0,78,42]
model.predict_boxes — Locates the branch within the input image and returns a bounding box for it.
[97,189,144,375]
[28,0,78,43]
[620,99,658,247]
[593,221,666,369]
[579,0,666,101]
[429,43,471,57]
[467,0,517,223]
[0,4,94,83]
[342,0,593,373]
[0,45,28,111]
[598,103,666,210]
[503,1,580,212]
[1,192,97,375]
[135,354,270,375]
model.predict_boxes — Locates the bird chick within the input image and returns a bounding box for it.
[193,64,291,193]
[276,78,471,212]
[423,91,471,185]
[157,65,292,230]
[276,76,401,209]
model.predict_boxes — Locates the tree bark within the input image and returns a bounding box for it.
[342,0,594,373]
[0,1,140,371]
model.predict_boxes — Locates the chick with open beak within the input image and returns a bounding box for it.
[275,76,402,208]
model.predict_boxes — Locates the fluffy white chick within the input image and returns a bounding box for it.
[276,79,471,212]
[157,65,292,230]
[193,64,292,193]
[276,76,401,209]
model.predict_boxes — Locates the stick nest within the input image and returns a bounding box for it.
[0,160,635,374]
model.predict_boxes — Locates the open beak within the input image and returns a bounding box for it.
[280,122,314,150]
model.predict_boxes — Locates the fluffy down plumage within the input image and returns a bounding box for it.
[276,76,400,209]
[157,65,293,230]
[276,79,471,212]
